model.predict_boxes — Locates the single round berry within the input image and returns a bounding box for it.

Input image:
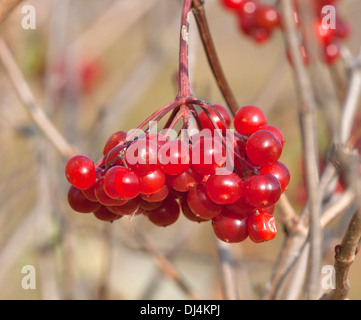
[191,137,226,175]
[65,155,96,190]
[81,185,98,202]
[212,210,248,243]
[255,5,280,30]
[243,173,282,207]
[167,166,203,193]
[67,185,101,213]
[324,42,341,65]
[93,205,122,222]
[245,130,282,166]
[234,105,267,136]
[205,171,243,205]
[103,166,141,199]
[105,144,127,167]
[334,18,351,39]
[139,198,163,211]
[139,169,166,195]
[187,184,222,219]
[198,104,232,133]
[225,196,256,216]
[260,124,285,145]
[94,177,128,206]
[251,27,271,43]
[221,0,245,11]
[140,183,170,202]
[125,138,159,176]
[316,20,335,44]
[159,139,191,175]
[103,130,128,155]
[247,212,277,243]
[259,161,290,193]
[180,195,208,223]
[107,198,140,215]
[147,196,180,227]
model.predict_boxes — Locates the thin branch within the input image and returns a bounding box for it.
[191,0,239,115]
[0,38,77,159]
[0,0,22,24]
[280,0,321,300]
[120,218,200,300]
[214,237,239,300]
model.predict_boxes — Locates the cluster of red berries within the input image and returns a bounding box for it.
[220,0,351,65]
[65,104,290,244]
[313,0,350,65]
[221,0,281,43]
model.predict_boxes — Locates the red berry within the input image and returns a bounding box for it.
[251,27,271,43]
[205,171,243,205]
[94,177,128,206]
[93,205,122,222]
[255,5,280,30]
[65,155,96,190]
[247,212,277,243]
[107,198,140,215]
[225,196,256,215]
[180,196,208,223]
[187,184,222,219]
[81,185,98,202]
[103,166,141,199]
[257,204,275,215]
[212,210,248,243]
[166,166,203,193]
[67,185,101,213]
[198,104,232,133]
[147,196,180,227]
[243,173,282,207]
[221,0,245,11]
[159,140,191,175]
[139,198,163,211]
[245,130,282,166]
[234,105,267,136]
[334,18,351,39]
[105,144,127,167]
[139,169,166,195]
[125,138,159,176]
[316,20,335,44]
[238,0,259,19]
[323,42,341,65]
[140,183,170,202]
[259,161,290,192]
[103,131,128,155]
[192,137,226,175]
[260,124,285,145]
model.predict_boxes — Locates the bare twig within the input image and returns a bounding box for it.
[214,237,239,300]
[0,0,22,24]
[191,0,239,115]
[120,218,200,300]
[0,38,77,159]
[280,0,321,300]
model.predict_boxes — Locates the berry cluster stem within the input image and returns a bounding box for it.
[177,0,193,98]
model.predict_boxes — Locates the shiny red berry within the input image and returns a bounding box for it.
[65,155,96,190]
[234,105,267,136]
[212,210,248,243]
[247,212,277,243]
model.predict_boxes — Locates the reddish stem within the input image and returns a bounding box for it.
[177,0,193,98]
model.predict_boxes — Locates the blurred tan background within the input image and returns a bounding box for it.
[0,0,360,300]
